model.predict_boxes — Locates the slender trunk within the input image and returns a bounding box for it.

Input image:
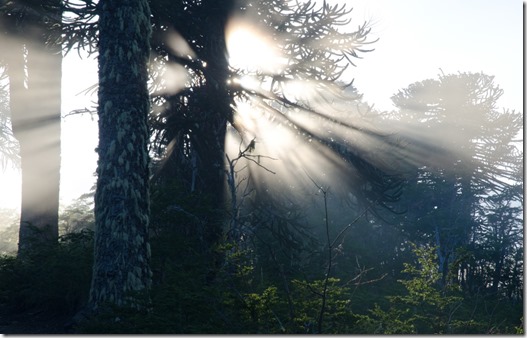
[490,248,505,294]
[89,0,152,310]
[18,34,62,255]
[193,0,234,251]
[3,1,62,256]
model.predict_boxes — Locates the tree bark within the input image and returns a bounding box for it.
[89,0,153,310]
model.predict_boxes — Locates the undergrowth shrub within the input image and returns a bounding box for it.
[353,244,523,334]
[0,229,93,315]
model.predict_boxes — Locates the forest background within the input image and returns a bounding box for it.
[0,0,523,334]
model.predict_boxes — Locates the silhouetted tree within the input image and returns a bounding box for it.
[390,72,523,288]
[472,171,523,298]
[149,0,237,255]
[148,0,403,256]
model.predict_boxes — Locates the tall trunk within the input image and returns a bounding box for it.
[152,0,234,260]
[3,1,62,256]
[18,31,62,255]
[89,0,152,310]
[169,1,235,281]
[193,0,234,250]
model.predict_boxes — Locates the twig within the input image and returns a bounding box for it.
[304,171,378,333]
[304,173,331,334]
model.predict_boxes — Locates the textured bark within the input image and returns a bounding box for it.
[89,0,152,310]
[2,1,62,256]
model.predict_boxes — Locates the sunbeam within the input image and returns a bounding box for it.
[221,3,516,224]
[226,16,287,74]
[223,7,404,215]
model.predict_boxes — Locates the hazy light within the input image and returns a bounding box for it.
[154,63,189,96]
[223,10,392,206]
[0,35,99,212]
[0,167,21,210]
[225,16,287,73]
[227,84,380,212]
[165,28,196,59]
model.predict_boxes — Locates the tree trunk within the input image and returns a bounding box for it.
[193,0,234,250]
[2,1,62,257]
[186,1,235,279]
[151,0,234,266]
[89,0,152,310]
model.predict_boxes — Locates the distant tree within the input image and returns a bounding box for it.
[0,0,62,255]
[88,0,153,310]
[471,174,523,298]
[390,72,523,289]
[0,0,63,256]
[0,207,19,254]
[59,193,95,234]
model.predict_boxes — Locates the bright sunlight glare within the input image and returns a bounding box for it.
[226,80,392,209]
[223,8,403,206]
[225,16,286,73]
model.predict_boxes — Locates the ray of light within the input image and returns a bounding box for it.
[224,56,503,222]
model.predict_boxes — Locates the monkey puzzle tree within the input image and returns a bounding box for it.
[147,0,236,254]
[88,0,152,310]
[0,0,62,256]
[469,167,523,298]
[59,1,407,298]
[390,72,523,288]
[147,0,403,253]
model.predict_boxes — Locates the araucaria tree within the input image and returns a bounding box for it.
[390,72,523,290]
[89,0,153,310]
[147,0,400,249]
[0,0,62,256]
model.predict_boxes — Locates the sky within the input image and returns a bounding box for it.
[342,0,523,112]
[0,0,523,211]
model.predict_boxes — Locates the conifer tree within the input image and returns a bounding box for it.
[89,0,152,310]
[0,0,62,256]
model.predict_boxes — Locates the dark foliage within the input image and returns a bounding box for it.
[0,229,93,315]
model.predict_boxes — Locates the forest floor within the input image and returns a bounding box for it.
[0,306,72,334]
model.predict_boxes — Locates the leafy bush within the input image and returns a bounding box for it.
[0,229,93,315]
[356,243,523,334]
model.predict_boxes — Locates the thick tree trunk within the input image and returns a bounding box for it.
[89,0,152,310]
